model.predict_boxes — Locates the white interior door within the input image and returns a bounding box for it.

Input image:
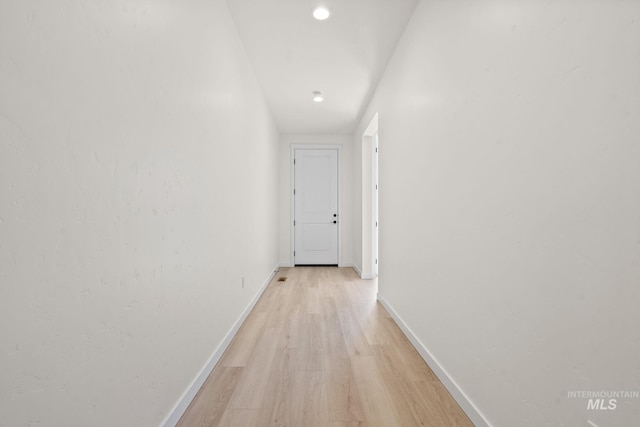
[294,149,339,265]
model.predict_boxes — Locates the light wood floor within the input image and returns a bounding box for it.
[177,267,474,427]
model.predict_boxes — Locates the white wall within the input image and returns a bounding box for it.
[0,1,279,426]
[278,134,353,267]
[355,1,640,425]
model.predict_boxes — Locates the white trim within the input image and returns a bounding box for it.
[290,144,344,150]
[160,265,279,427]
[352,264,363,277]
[290,144,342,266]
[279,262,293,268]
[361,114,378,278]
[338,262,359,271]
[344,265,366,281]
[289,147,295,267]
[345,263,362,277]
[361,273,376,280]
[371,131,378,277]
[363,112,379,136]
[377,295,492,427]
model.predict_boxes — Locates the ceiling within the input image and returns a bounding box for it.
[225,0,419,134]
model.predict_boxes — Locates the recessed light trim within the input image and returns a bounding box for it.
[313,7,330,21]
[313,91,324,102]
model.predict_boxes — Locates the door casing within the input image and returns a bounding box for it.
[361,113,378,279]
[290,144,342,267]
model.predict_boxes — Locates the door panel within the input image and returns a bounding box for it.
[294,149,338,265]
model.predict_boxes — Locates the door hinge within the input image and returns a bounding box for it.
[376,221,378,227]
[294,220,296,226]
[375,147,378,153]
[294,251,296,256]
[376,259,378,264]
[376,184,378,190]
[293,189,296,195]
[294,158,296,164]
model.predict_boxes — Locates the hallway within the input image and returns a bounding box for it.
[3,1,640,425]
[177,267,473,427]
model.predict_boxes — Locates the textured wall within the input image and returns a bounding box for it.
[355,0,640,425]
[0,1,279,426]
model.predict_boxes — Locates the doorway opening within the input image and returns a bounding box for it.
[361,113,378,279]
[372,131,379,277]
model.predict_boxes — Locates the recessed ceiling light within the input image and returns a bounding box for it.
[313,91,324,102]
[313,7,330,21]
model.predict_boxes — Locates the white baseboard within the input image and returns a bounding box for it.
[339,262,364,279]
[160,265,279,427]
[279,262,293,268]
[339,263,362,279]
[350,263,363,277]
[377,295,492,427]
[345,263,371,280]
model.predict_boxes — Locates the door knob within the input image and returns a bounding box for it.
[333,214,337,217]
[333,220,337,224]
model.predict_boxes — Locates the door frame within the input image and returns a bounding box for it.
[361,113,378,279]
[290,144,342,267]
[372,131,379,277]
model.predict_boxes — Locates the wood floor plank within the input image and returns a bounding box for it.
[176,367,243,427]
[350,355,401,427]
[358,303,394,346]
[319,296,346,353]
[217,409,260,427]
[266,284,295,329]
[278,302,302,349]
[294,313,326,371]
[227,328,281,409]
[336,307,373,358]
[219,311,269,368]
[329,276,352,309]
[289,370,329,427]
[325,357,365,423]
[255,347,296,427]
[320,297,365,422]
[378,317,440,382]
[305,286,322,314]
[252,284,281,312]
[373,344,440,426]
[414,381,475,427]
[289,280,307,306]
